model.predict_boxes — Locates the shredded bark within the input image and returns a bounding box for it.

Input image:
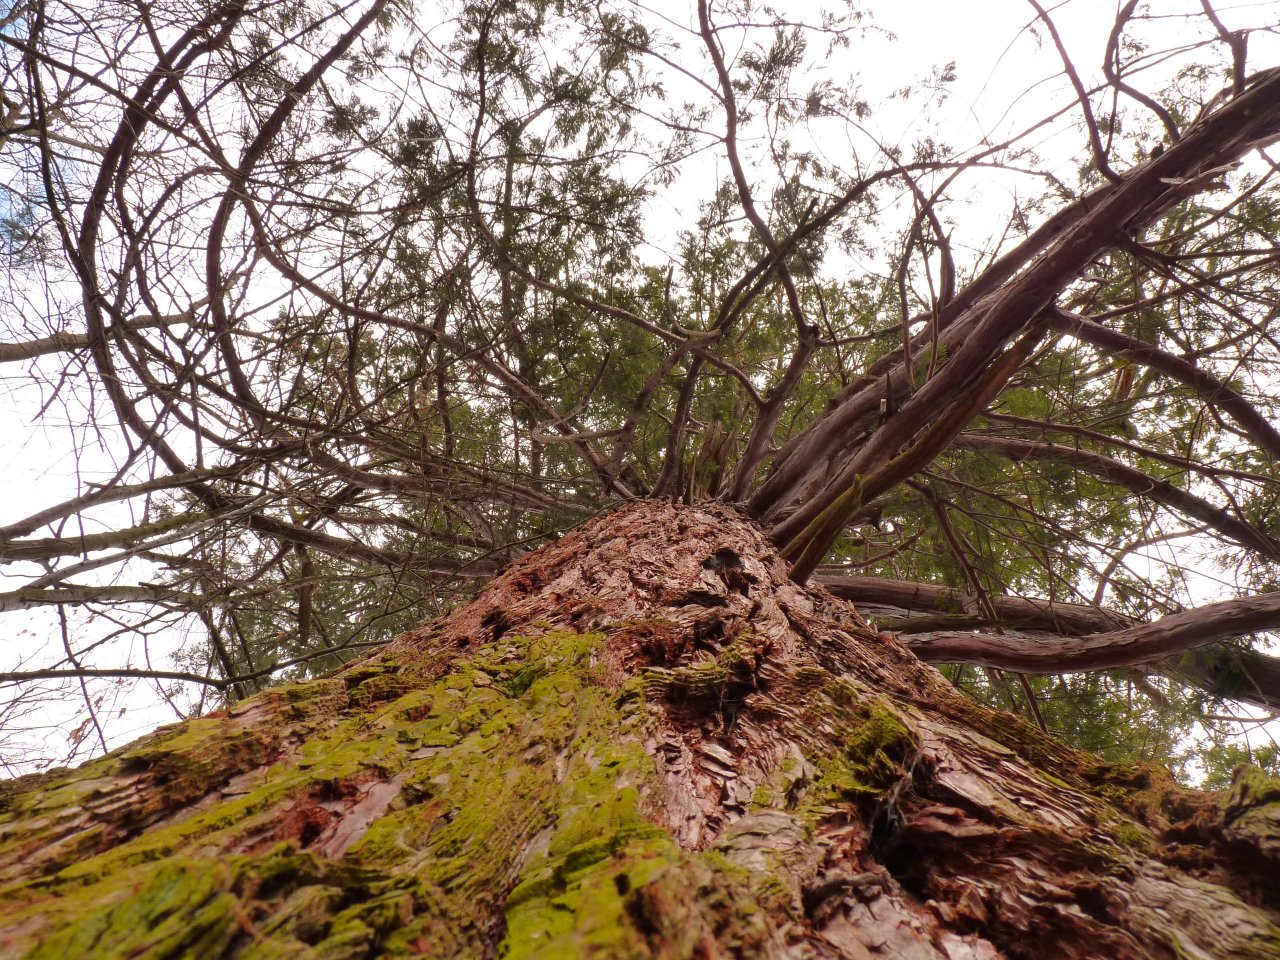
[0,500,1277,959]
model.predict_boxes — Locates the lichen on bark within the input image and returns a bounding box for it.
[0,501,1277,958]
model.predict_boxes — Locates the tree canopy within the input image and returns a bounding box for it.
[2,0,1280,779]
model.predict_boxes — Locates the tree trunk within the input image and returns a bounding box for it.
[1,501,1277,958]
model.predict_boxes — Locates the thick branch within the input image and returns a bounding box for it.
[0,465,244,539]
[818,575,1131,635]
[757,67,1280,554]
[906,590,1280,672]
[1167,644,1280,712]
[0,514,200,562]
[0,584,202,612]
[0,307,215,365]
[823,574,1280,710]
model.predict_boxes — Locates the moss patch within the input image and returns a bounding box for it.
[0,629,702,958]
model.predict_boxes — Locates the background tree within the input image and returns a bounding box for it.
[1,0,1279,779]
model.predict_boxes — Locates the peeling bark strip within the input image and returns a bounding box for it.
[1,502,1279,958]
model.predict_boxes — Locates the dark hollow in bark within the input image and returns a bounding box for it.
[0,501,1277,958]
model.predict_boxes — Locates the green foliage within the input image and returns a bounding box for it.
[1200,742,1280,791]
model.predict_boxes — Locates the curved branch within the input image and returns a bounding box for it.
[305,446,561,513]
[1167,643,1280,712]
[1102,0,1181,144]
[982,411,1278,487]
[204,0,390,424]
[1049,307,1280,459]
[0,585,202,612]
[904,589,1280,673]
[954,433,1280,563]
[1025,0,1120,182]
[817,575,1131,635]
[822,574,1280,710]
[0,464,247,540]
[754,67,1280,542]
[0,301,218,364]
[0,514,200,562]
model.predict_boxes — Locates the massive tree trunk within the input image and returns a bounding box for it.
[1,501,1277,958]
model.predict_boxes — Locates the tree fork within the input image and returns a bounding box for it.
[754,67,1280,537]
[776,321,1046,580]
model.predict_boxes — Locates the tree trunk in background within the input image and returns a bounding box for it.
[1,501,1278,958]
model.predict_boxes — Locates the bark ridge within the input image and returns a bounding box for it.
[0,501,1277,958]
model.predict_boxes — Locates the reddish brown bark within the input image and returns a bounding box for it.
[902,591,1280,673]
[1,501,1277,958]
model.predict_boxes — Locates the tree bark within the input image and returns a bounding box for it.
[0,501,1277,958]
